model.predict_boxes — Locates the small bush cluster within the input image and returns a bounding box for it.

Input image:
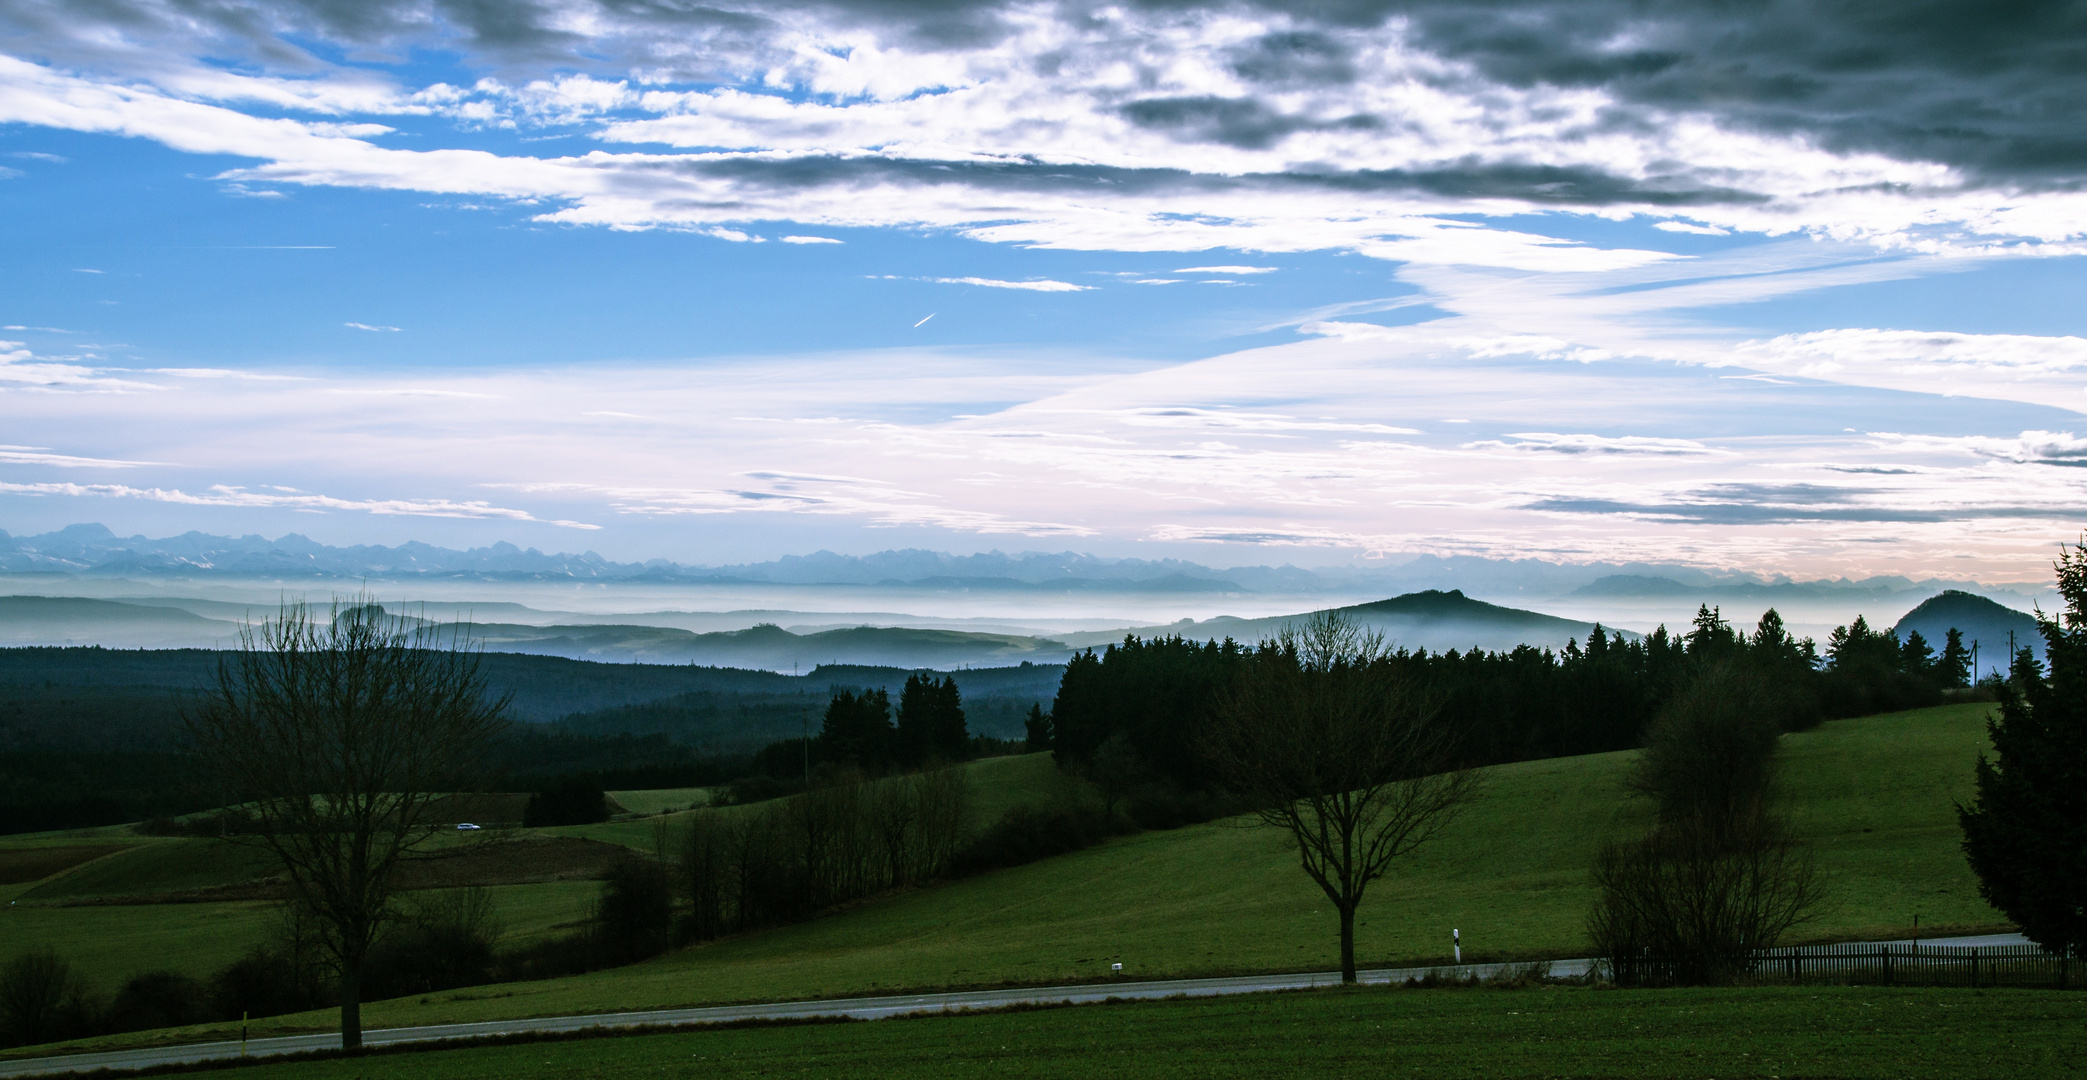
[0,889,506,1050]
[522,777,611,827]
[1588,664,1824,986]
[679,767,971,941]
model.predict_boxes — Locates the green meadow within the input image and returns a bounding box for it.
[2,702,2012,1058]
[113,985,2087,1080]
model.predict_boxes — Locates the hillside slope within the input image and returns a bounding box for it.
[1065,589,1608,654]
[0,702,2005,1057]
[1892,590,2042,673]
[0,700,1989,1054]
[366,702,1999,1026]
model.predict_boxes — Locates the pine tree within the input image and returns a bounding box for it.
[1899,629,1937,678]
[1939,628,1972,688]
[1958,539,2087,959]
[897,673,968,765]
[1023,703,1051,751]
[819,688,892,769]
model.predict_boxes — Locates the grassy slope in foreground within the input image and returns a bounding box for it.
[6,702,2007,1056]
[361,702,1995,1026]
[159,986,2087,1080]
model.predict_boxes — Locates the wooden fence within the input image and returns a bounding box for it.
[1614,943,2074,988]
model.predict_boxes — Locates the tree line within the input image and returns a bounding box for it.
[677,767,972,941]
[1041,605,1977,792]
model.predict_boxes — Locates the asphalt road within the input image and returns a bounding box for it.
[0,934,2030,1078]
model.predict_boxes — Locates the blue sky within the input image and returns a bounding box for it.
[3,1,2086,580]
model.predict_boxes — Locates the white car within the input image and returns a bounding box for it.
[456,823,482,830]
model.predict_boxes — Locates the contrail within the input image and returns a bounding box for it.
[913,313,936,327]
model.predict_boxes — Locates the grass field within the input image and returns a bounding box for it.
[1,880,601,995]
[125,984,2087,1080]
[557,753,1081,850]
[3,702,2011,1058]
[7,700,2010,1060]
[603,788,712,816]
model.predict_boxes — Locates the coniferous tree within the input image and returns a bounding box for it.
[1023,703,1051,752]
[1959,539,2087,959]
[1938,628,1972,688]
[897,674,968,765]
[1900,629,1937,680]
[818,688,892,770]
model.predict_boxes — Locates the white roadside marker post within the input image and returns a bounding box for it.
[1454,928,1461,965]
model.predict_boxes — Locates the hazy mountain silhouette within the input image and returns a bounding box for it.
[1893,590,2043,676]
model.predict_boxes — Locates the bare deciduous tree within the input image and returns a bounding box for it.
[1589,817,1822,986]
[183,600,507,1050]
[1590,664,1824,985]
[1204,611,1479,984]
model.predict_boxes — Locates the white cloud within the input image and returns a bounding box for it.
[1116,407,1420,436]
[326,388,497,399]
[344,322,403,332]
[1867,430,2087,467]
[781,235,842,244]
[0,445,160,467]
[146,368,307,381]
[499,477,1093,537]
[1176,266,1278,274]
[1735,329,2087,413]
[0,480,598,528]
[934,277,1091,292]
[1654,221,1731,236]
[0,340,164,392]
[1464,433,1720,456]
[6,31,2080,276]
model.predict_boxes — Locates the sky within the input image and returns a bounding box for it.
[3,0,2086,582]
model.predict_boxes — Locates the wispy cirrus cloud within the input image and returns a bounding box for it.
[0,480,598,527]
[498,475,1094,537]
[1734,330,2087,413]
[1465,433,1720,456]
[0,340,165,392]
[933,277,1090,292]
[0,445,161,467]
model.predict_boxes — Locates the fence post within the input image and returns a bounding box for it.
[1971,948,1980,989]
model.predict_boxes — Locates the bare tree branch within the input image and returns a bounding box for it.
[182,598,507,1050]
[1204,610,1481,983]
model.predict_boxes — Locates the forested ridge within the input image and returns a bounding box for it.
[1041,606,1978,793]
[0,648,1059,834]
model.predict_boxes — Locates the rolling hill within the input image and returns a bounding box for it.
[1063,589,1614,654]
[0,701,2005,1047]
[1892,590,2043,675]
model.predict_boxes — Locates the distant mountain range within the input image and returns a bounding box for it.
[2,589,1625,667]
[0,524,2035,607]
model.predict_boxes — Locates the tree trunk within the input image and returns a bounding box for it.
[1338,900,1357,984]
[339,962,363,1052]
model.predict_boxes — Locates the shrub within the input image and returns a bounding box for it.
[0,951,97,1049]
[1589,818,1822,986]
[595,858,673,964]
[363,888,504,999]
[102,971,210,1034]
[523,777,610,827]
[949,804,1121,876]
